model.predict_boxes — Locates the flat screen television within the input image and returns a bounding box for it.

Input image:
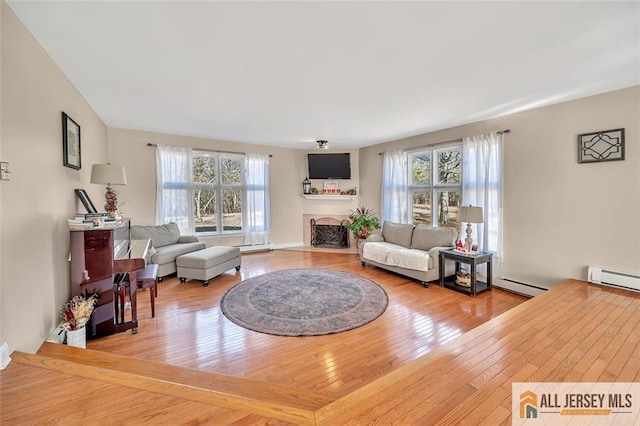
[307,153,351,179]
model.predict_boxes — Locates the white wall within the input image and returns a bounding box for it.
[1,2,108,353]
[359,86,640,288]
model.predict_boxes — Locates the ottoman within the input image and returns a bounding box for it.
[176,246,241,286]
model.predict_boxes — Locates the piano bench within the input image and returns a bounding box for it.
[137,264,159,318]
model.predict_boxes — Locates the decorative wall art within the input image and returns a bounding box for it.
[62,112,81,169]
[578,128,625,164]
[323,180,340,194]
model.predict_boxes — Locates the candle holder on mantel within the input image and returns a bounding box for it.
[302,177,311,194]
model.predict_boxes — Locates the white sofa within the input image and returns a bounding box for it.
[130,222,206,282]
[361,221,457,287]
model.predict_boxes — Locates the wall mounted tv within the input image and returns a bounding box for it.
[307,153,351,179]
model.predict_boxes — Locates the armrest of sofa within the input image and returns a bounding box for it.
[178,235,200,243]
[147,246,157,264]
[427,245,452,256]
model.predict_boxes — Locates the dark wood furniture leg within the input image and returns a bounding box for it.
[137,264,159,318]
[487,258,493,290]
[470,262,477,297]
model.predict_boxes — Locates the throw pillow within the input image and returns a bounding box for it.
[382,221,414,248]
[131,222,180,248]
[411,226,456,251]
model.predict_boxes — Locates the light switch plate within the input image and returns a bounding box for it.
[0,162,9,180]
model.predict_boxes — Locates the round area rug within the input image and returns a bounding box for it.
[220,269,388,336]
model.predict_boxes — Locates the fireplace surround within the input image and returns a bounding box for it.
[310,217,349,249]
[302,214,356,253]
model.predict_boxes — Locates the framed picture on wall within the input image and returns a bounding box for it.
[577,128,625,164]
[323,180,340,194]
[62,112,81,170]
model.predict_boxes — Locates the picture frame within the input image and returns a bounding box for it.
[323,180,340,194]
[74,189,98,214]
[578,128,625,164]
[62,112,81,170]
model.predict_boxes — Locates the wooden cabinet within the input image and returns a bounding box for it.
[70,220,139,338]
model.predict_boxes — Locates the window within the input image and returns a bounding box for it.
[192,152,243,233]
[155,147,245,234]
[409,144,462,230]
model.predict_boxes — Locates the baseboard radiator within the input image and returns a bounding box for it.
[588,266,640,292]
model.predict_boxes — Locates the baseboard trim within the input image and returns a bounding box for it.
[271,242,304,250]
[494,278,547,297]
[239,243,274,253]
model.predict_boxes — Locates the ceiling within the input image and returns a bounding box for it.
[7,1,640,150]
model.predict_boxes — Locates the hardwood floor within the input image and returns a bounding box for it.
[86,250,526,395]
[6,250,638,424]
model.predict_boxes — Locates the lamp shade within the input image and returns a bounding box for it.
[457,205,483,223]
[90,164,127,185]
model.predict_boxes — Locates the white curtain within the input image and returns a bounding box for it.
[462,132,503,277]
[243,153,270,245]
[155,145,194,234]
[382,150,409,224]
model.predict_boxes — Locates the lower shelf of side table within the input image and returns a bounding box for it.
[442,276,489,296]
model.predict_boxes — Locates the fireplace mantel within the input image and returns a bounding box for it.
[302,194,356,201]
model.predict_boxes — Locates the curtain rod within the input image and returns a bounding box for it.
[378,129,511,156]
[147,143,272,157]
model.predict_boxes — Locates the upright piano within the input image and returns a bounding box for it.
[69,219,150,338]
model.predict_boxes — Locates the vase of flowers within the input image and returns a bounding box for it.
[346,207,381,255]
[59,294,98,348]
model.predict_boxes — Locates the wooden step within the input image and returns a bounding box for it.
[12,342,337,425]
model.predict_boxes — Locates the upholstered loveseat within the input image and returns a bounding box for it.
[361,221,457,287]
[131,222,206,282]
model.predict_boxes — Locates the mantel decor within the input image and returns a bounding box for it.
[302,177,311,194]
[578,128,625,164]
[62,112,81,170]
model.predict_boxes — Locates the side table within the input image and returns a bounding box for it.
[439,249,492,297]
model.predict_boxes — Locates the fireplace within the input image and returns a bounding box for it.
[310,217,350,249]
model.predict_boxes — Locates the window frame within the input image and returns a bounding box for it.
[192,150,245,235]
[408,142,463,228]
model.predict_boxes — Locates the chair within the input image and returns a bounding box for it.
[117,264,159,320]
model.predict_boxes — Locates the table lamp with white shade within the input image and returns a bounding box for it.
[457,205,483,251]
[90,163,127,217]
